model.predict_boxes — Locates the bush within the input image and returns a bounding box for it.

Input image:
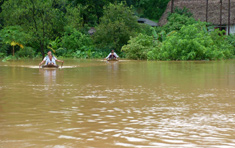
[139,24,153,36]
[226,34,235,54]
[163,13,196,33]
[122,33,155,60]
[2,55,17,62]
[55,47,67,57]
[15,47,35,58]
[148,22,234,60]
[0,37,8,57]
[168,7,193,18]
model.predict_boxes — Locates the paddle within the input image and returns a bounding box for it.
[61,62,63,68]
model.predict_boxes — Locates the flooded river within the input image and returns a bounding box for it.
[0,59,235,148]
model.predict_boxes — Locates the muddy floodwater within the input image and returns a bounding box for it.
[0,59,235,148]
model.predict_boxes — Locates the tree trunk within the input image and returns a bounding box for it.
[12,46,14,56]
[171,0,174,13]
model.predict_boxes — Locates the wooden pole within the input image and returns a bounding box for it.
[206,0,208,22]
[171,0,174,13]
[228,0,231,35]
[220,0,222,30]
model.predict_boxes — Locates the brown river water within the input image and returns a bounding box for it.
[0,59,235,148]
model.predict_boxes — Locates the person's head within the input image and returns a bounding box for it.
[111,50,114,53]
[47,50,52,56]
[49,54,53,59]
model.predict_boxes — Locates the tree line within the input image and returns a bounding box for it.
[0,0,170,59]
[0,0,234,61]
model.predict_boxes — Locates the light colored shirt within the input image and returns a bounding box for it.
[43,55,57,61]
[45,57,56,65]
[106,52,119,59]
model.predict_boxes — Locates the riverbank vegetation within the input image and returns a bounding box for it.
[0,0,234,61]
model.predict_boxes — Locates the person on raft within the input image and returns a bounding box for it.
[46,54,56,65]
[39,50,64,66]
[105,50,119,60]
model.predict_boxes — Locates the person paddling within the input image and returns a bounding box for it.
[104,50,119,60]
[46,54,56,65]
[39,50,64,66]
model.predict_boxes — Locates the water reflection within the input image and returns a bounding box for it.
[106,61,119,72]
[39,69,57,85]
[106,61,119,83]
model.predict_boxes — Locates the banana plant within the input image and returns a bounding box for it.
[0,26,27,56]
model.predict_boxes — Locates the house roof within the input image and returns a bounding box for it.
[138,18,158,27]
[158,0,235,26]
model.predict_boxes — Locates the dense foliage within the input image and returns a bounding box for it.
[123,15,234,61]
[149,23,234,60]
[0,26,29,56]
[0,1,235,61]
[226,34,235,53]
[0,0,69,57]
[67,0,170,24]
[132,0,170,20]
[122,33,155,60]
[93,2,140,52]
[162,13,196,34]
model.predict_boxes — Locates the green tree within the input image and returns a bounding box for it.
[0,26,28,56]
[0,0,81,58]
[65,4,83,29]
[0,0,4,29]
[134,0,170,20]
[48,26,94,57]
[93,2,140,51]
[163,13,196,33]
[69,0,118,25]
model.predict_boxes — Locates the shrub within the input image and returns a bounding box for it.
[226,34,235,54]
[139,24,153,36]
[15,47,35,58]
[168,7,193,18]
[0,37,8,57]
[163,13,196,33]
[122,33,155,60]
[148,22,234,60]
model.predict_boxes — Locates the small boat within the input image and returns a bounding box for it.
[42,64,59,69]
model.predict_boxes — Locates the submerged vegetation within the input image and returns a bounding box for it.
[0,0,234,61]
